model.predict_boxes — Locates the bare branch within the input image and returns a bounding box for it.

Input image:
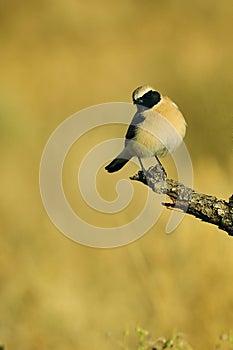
[130,164,233,236]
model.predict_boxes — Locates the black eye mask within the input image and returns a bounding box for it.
[137,90,161,108]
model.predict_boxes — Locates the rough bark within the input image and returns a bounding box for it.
[130,164,233,236]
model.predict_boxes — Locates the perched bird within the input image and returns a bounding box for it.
[105,85,186,174]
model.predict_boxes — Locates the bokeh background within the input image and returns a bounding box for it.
[0,0,232,349]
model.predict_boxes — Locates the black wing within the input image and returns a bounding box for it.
[125,112,145,146]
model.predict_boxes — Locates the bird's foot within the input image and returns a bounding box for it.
[154,156,167,178]
[146,163,167,181]
[157,163,167,178]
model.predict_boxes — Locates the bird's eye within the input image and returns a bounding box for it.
[136,97,143,104]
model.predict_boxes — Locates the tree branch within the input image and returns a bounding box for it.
[130,164,233,236]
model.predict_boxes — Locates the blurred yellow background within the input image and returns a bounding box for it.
[0,0,232,349]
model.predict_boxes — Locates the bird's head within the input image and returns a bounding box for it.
[132,85,161,109]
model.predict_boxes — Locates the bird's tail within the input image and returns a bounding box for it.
[105,150,132,173]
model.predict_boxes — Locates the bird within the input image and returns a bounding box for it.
[105,85,186,174]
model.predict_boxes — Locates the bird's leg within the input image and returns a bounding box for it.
[138,157,146,174]
[155,156,167,177]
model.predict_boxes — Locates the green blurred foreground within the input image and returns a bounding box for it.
[0,1,232,349]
